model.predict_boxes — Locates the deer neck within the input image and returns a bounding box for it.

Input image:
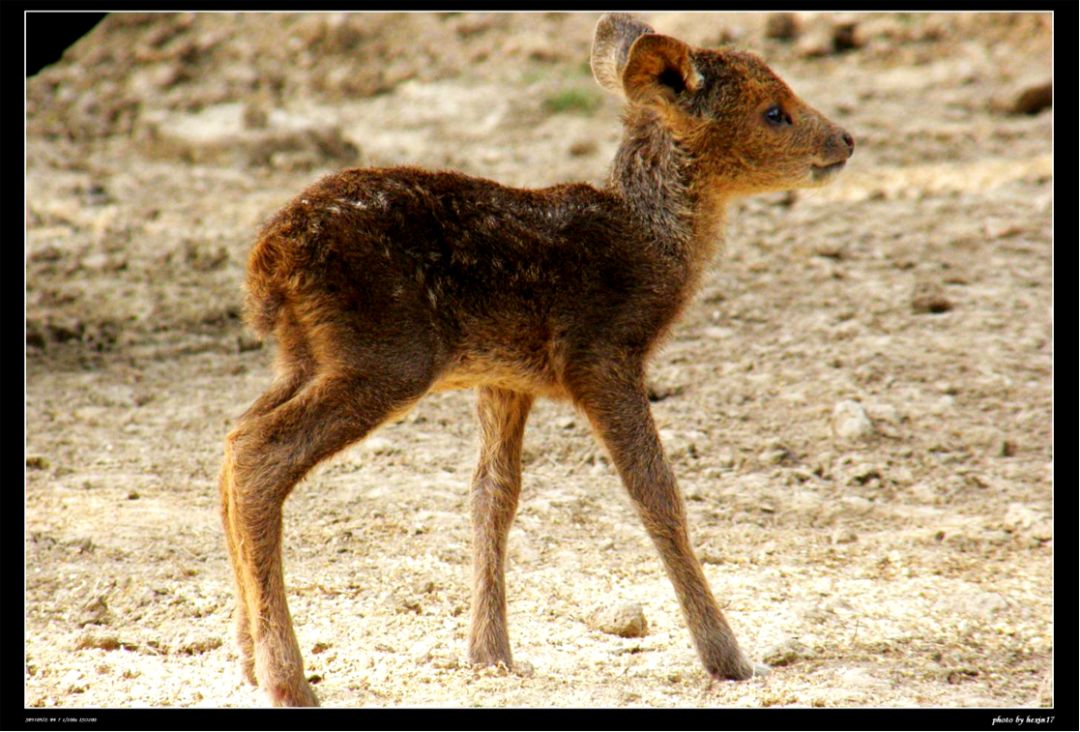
[609,108,728,282]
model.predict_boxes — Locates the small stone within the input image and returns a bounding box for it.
[409,639,434,663]
[556,416,577,430]
[929,395,955,415]
[985,221,1025,240]
[237,335,262,353]
[990,77,1052,116]
[796,21,833,58]
[839,495,873,515]
[78,596,110,627]
[864,402,901,425]
[715,446,737,469]
[568,139,597,157]
[589,602,648,638]
[764,13,800,41]
[659,429,708,461]
[831,400,875,441]
[831,17,861,52]
[75,633,123,651]
[911,281,953,314]
[762,638,812,666]
[362,436,397,455]
[26,455,50,470]
[832,528,858,545]
[759,445,795,466]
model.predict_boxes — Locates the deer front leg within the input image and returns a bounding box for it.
[567,362,756,681]
[468,387,533,668]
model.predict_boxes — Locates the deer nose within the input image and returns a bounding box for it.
[840,130,855,157]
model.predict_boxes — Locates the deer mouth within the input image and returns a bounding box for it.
[810,160,846,182]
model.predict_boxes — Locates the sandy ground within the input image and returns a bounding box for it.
[25,11,1054,711]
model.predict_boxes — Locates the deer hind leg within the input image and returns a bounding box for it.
[565,359,755,681]
[468,387,533,668]
[222,320,317,688]
[220,356,433,707]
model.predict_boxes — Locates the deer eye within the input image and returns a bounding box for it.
[764,105,791,126]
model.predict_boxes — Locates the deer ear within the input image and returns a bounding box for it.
[591,12,656,96]
[621,34,702,108]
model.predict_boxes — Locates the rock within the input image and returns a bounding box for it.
[77,596,111,627]
[831,400,875,441]
[990,77,1052,116]
[236,334,263,353]
[409,639,434,664]
[831,16,861,52]
[715,446,737,469]
[589,602,648,638]
[796,21,833,58]
[361,436,397,455]
[839,495,873,515]
[26,455,50,470]
[762,638,812,666]
[659,429,709,461]
[764,13,800,41]
[1003,503,1052,541]
[911,281,953,314]
[832,528,858,545]
[864,402,901,425]
[929,395,955,415]
[568,139,597,157]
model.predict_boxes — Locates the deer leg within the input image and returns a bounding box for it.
[567,362,755,681]
[220,368,430,706]
[468,387,533,668]
[222,370,313,686]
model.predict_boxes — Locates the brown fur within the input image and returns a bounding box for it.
[220,12,853,706]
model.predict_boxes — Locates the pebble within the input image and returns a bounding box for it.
[659,429,708,461]
[796,22,833,58]
[762,638,812,666]
[361,436,397,455]
[758,444,795,466]
[990,77,1052,116]
[832,528,858,545]
[764,13,800,41]
[839,495,873,515]
[26,455,50,470]
[409,639,435,664]
[864,401,901,425]
[911,281,953,314]
[831,400,875,441]
[929,395,955,415]
[1003,503,1051,541]
[78,596,111,627]
[589,602,648,638]
[713,447,736,469]
[568,139,597,157]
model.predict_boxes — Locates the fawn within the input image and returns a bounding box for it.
[220,12,853,706]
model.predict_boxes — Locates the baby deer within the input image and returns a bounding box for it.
[220,12,853,706]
